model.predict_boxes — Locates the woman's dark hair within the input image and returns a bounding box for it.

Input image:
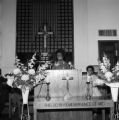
[86,65,94,72]
[54,49,66,61]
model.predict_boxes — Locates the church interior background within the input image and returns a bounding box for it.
[0,0,119,120]
[16,0,74,64]
[1,0,119,73]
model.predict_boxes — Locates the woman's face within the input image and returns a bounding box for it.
[87,68,94,76]
[57,52,63,60]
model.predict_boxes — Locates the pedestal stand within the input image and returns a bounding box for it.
[105,82,119,120]
[21,104,30,120]
[86,82,92,100]
[46,82,51,101]
[21,89,30,120]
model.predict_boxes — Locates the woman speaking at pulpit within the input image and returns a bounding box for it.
[52,49,70,69]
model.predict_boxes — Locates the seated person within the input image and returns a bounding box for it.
[52,49,70,69]
[86,65,104,97]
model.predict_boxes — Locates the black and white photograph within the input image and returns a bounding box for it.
[0,0,119,120]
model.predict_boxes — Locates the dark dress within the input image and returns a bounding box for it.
[0,76,10,116]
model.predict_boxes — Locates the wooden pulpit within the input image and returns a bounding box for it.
[34,70,114,120]
[34,69,82,100]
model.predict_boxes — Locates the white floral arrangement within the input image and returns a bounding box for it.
[5,53,49,91]
[98,54,119,83]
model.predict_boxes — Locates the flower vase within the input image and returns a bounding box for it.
[110,87,118,102]
[105,83,119,102]
[21,89,30,120]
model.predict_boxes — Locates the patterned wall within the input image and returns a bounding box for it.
[16,0,73,62]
